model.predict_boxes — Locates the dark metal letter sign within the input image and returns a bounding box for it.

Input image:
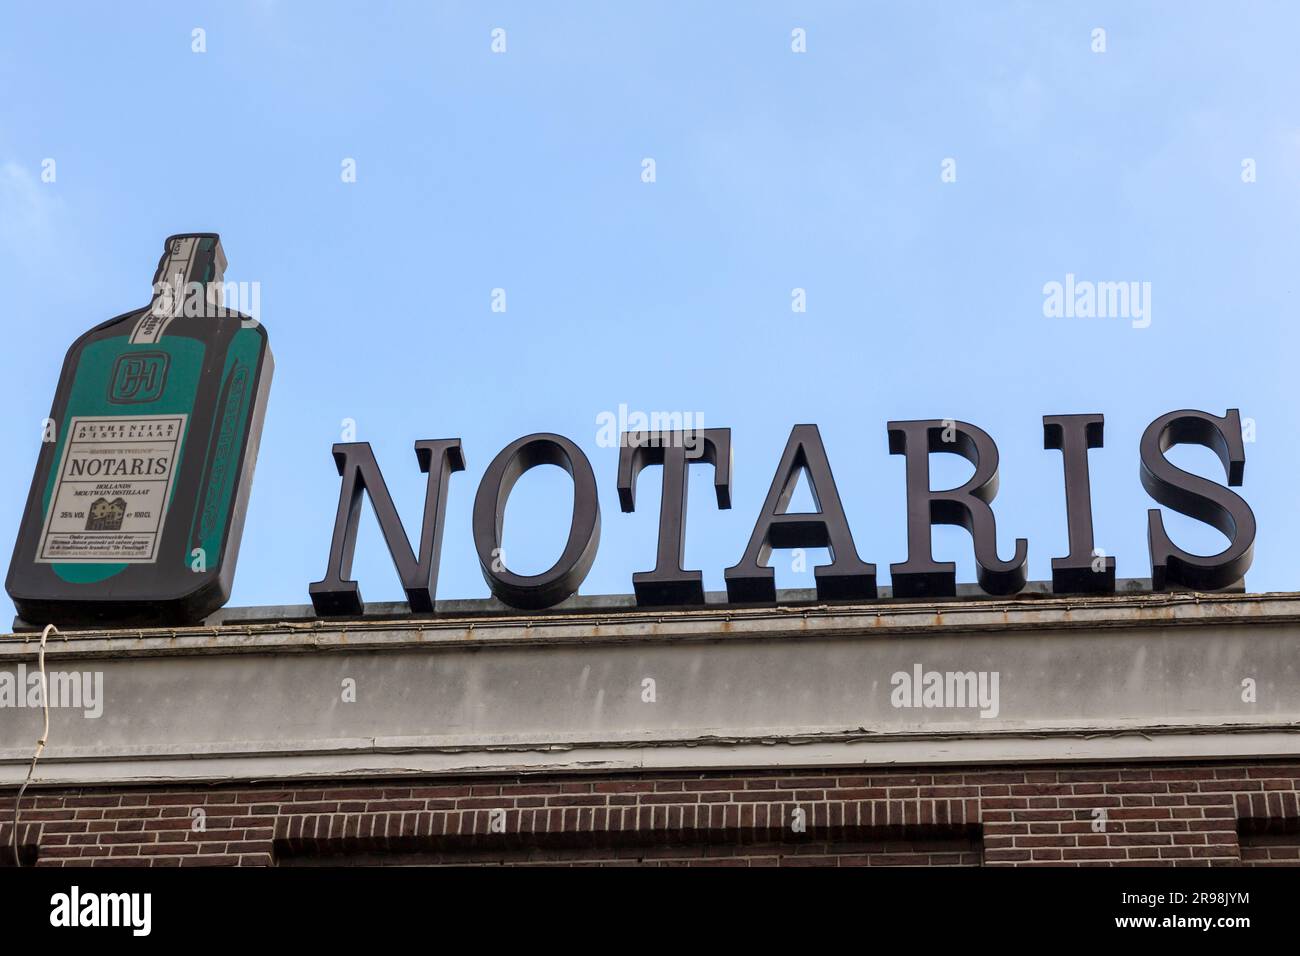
[473,433,601,609]
[1140,408,1255,591]
[887,420,1028,598]
[1043,413,1115,594]
[309,440,465,615]
[10,235,1268,629]
[725,424,876,603]
[617,429,732,606]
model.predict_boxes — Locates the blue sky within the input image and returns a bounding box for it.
[1,2,1296,619]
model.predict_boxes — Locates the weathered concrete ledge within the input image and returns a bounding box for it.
[1,590,1297,786]
[0,587,1289,661]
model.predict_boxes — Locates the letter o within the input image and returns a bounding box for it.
[472,433,601,609]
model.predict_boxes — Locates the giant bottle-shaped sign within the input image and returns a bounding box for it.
[6,233,273,626]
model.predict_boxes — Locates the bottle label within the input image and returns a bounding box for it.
[35,414,188,563]
[128,308,177,345]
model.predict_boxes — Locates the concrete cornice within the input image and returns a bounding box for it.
[2,589,1297,663]
[3,590,1298,785]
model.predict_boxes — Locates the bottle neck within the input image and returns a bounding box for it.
[129,235,228,344]
[150,235,227,318]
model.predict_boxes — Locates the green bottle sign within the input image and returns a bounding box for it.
[6,234,273,627]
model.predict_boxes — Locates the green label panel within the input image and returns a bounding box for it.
[43,336,204,584]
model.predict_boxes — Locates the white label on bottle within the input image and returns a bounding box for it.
[36,414,188,564]
[128,308,177,345]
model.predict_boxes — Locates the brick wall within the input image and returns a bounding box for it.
[2,760,1298,867]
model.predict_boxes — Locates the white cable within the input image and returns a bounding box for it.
[10,623,55,867]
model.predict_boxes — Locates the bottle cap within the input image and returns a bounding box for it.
[152,233,227,290]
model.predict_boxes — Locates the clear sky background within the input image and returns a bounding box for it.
[1,2,1296,620]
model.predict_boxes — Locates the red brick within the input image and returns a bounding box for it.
[5,761,1295,867]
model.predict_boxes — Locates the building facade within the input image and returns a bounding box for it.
[3,588,1299,866]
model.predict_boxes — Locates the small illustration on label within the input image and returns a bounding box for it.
[85,497,127,531]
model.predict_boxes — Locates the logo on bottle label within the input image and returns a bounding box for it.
[36,414,188,563]
[109,352,169,404]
